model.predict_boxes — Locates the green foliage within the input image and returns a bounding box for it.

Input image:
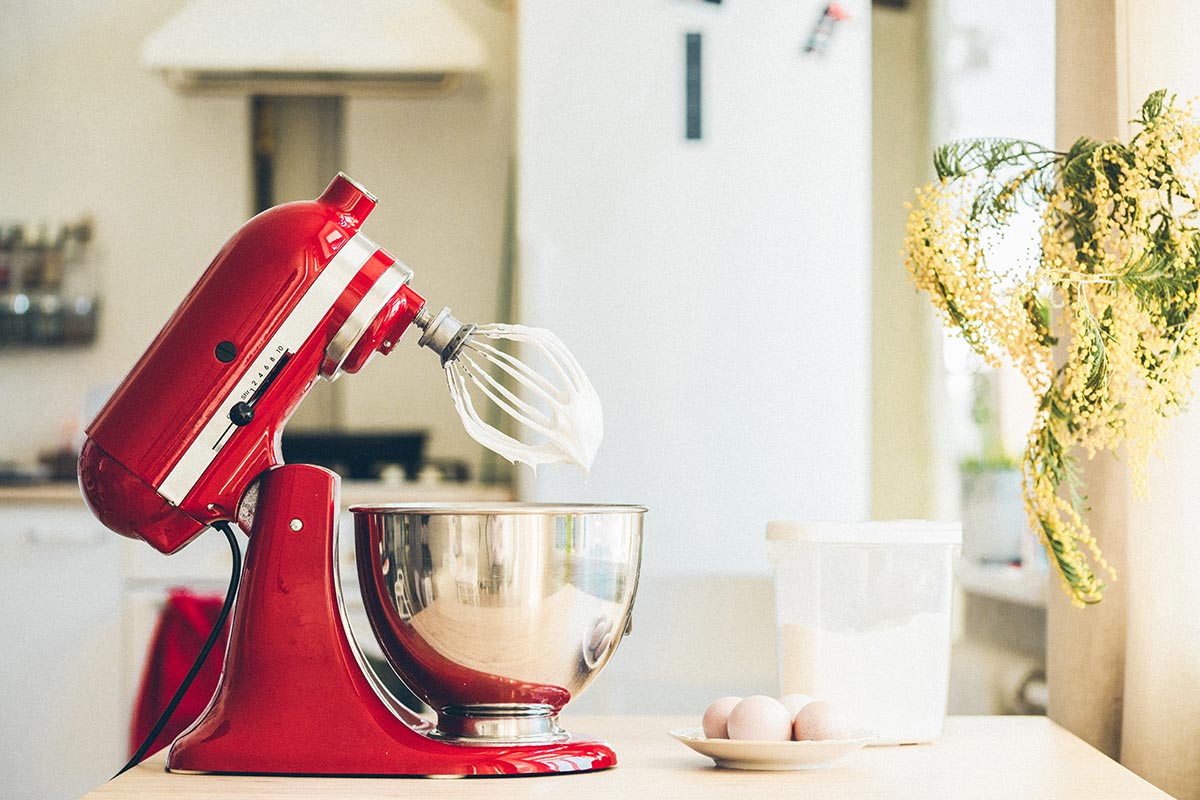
[932,137,1058,180]
[960,454,1020,473]
[1136,89,1169,127]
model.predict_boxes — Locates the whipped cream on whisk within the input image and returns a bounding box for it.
[444,324,603,472]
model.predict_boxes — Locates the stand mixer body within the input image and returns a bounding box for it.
[168,463,625,776]
[76,175,643,777]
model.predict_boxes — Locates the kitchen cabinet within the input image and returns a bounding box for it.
[80,716,1171,799]
[0,503,123,800]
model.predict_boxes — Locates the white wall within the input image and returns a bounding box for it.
[0,0,248,463]
[0,0,513,479]
[517,1,871,713]
[517,0,872,575]
[336,1,515,473]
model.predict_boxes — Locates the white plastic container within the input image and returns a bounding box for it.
[766,520,961,745]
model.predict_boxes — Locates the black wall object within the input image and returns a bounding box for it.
[685,32,702,140]
[281,431,426,480]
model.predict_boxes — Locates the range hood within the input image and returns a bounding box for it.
[141,0,488,95]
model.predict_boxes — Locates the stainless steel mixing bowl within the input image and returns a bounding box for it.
[352,503,645,743]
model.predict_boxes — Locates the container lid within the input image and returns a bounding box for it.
[766,519,961,545]
[349,502,647,516]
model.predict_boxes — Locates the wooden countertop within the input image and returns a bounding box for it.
[0,480,513,507]
[82,715,1170,799]
[0,482,89,505]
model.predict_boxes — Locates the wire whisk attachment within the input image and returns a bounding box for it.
[414,308,602,471]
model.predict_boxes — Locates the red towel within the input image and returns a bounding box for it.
[129,588,231,758]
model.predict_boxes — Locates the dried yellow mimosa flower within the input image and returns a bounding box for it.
[904,91,1200,605]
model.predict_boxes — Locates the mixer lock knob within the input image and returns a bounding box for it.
[229,402,255,427]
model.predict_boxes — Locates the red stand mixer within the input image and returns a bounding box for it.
[78,174,644,777]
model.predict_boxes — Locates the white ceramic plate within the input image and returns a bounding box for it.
[669,727,874,771]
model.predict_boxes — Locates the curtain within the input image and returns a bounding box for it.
[1050,3,1200,797]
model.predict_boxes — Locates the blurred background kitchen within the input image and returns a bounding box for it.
[4,0,1192,797]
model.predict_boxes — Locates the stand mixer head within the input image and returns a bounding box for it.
[76,174,643,776]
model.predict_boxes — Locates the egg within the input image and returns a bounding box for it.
[792,700,849,741]
[779,693,815,717]
[726,695,793,741]
[701,696,742,739]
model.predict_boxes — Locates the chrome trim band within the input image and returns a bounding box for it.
[321,254,413,379]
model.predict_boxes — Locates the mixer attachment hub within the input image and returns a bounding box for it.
[414,306,476,365]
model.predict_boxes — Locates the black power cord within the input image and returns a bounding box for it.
[114,520,242,778]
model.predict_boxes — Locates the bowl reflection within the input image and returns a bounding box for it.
[353,503,645,742]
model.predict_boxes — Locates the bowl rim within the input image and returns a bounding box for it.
[348,502,648,516]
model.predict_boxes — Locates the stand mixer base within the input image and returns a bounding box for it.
[167,465,616,777]
[431,704,569,743]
